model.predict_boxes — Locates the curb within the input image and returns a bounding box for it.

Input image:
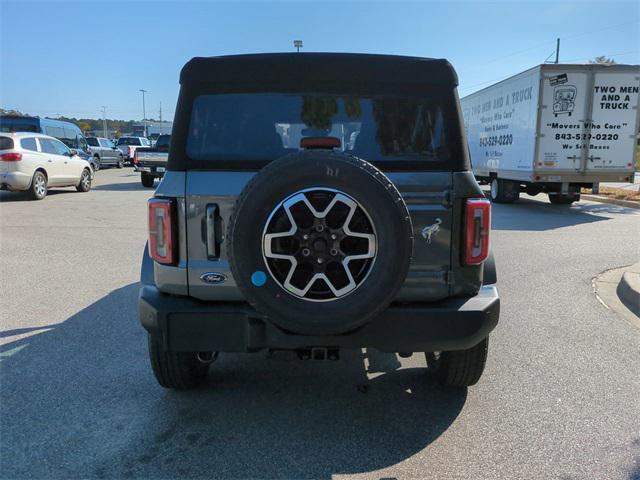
[594,264,640,328]
[617,267,640,316]
[581,194,640,209]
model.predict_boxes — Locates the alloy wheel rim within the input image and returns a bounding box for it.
[35,176,45,196]
[262,188,377,302]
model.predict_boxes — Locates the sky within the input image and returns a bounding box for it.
[1,0,638,121]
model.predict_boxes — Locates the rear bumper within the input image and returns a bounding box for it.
[0,171,32,191]
[136,165,165,176]
[533,171,634,184]
[139,285,500,353]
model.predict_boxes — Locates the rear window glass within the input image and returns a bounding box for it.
[186,93,448,163]
[86,137,99,146]
[44,125,65,139]
[117,137,141,146]
[20,138,37,151]
[156,135,171,149]
[0,137,14,150]
[0,119,39,133]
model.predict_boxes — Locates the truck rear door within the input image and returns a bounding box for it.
[585,69,639,173]
[539,67,639,174]
[538,70,591,172]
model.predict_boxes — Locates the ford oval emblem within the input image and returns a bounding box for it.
[200,272,227,284]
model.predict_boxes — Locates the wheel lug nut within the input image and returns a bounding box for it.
[331,234,337,240]
[315,225,324,232]
[303,234,309,240]
[330,249,338,256]
[317,258,323,264]
[302,248,311,257]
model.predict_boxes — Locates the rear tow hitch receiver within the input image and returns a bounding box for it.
[297,347,340,361]
[196,351,219,364]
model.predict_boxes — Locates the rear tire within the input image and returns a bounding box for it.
[93,156,101,171]
[117,155,124,169]
[489,178,519,203]
[141,173,155,188]
[148,334,210,390]
[29,171,47,200]
[76,168,92,192]
[426,337,489,387]
[548,193,579,205]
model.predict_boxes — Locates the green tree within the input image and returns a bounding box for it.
[589,56,617,65]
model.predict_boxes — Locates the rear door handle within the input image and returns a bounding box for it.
[206,204,221,259]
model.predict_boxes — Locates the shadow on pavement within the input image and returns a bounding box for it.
[0,283,466,479]
[92,182,156,192]
[490,196,633,231]
[0,189,79,202]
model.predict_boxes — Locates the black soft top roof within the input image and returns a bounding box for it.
[180,53,458,87]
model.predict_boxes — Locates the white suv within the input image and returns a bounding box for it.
[0,132,93,200]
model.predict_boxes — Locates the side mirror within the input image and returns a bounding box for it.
[69,149,78,156]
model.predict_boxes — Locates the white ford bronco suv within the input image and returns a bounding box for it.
[139,53,499,390]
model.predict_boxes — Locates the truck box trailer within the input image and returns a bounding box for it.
[461,64,639,204]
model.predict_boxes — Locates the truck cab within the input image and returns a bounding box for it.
[116,136,151,163]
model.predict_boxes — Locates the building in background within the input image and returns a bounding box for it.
[132,121,173,137]
[88,129,118,138]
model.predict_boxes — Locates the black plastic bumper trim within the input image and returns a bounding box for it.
[139,285,499,353]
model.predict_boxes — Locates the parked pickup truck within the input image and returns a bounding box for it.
[133,134,169,187]
[116,136,151,164]
[139,53,500,391]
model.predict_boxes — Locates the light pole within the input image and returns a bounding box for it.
[139,89,148,137]
[294,39,303,53]
[101,106,107,138]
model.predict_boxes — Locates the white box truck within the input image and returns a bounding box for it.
[461,64,639,204]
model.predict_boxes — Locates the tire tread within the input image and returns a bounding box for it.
[437,337,489,387]
[148,335,208,389]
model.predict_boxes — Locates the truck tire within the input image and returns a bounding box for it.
[148,334,210,389]
[141,173,155,188]
[227,151,414,335]
[426,337,489,387]
[548,193,579,205]
[489,178,519,203]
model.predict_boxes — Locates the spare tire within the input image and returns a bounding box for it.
[227,151,413,335]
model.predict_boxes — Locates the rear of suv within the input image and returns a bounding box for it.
[139,53,499,390]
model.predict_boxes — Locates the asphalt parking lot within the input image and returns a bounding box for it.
[1,167,639,479]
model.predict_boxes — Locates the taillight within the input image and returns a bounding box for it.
[133,149,138,165]
[148,198,177,265]
[463,198,491,265]
[1,153,22,161]
[127,146,132,156]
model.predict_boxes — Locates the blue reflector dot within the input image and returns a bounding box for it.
[251,271,267,287]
